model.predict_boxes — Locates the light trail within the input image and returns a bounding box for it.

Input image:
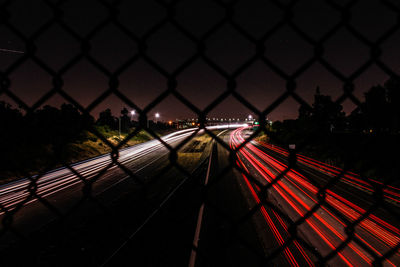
[0,124,245,214]
[230,127,400,266]
[0,48,24,54]
[230,132,314,267]
[0,129,194,213]
[247,142,400,247]
[248,143,400,247]
[256,141,400,205]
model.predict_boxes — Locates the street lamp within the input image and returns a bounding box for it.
[130,110,136,123]
[155,112,160,123]
[248,114,253,120]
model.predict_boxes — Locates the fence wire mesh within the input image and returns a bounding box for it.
[1,0,400,266]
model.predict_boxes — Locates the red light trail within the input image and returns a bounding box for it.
[230,127,400,266]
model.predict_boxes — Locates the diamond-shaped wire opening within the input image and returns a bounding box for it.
[61,0,109,36]
[205,24,256,74]
[90,24,138,73]
[295,62,344,102]
[175,0,224,38]
[236,61,287,111]
[146,22,197,73]
[119,59,168,110]
[176,60,226,110]
[118,0,167,37]
[292,0,341,40]
[7,60,52,106]
[233,0,284,39]
[6,0,52,36]
[350,0,397,41]
[264,25,315,75]
[323,28,371,76]
[62,59,109,108]
[34,24,81,71]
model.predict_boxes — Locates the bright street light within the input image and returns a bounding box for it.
[248,115,253,120]
[130,110,136,122]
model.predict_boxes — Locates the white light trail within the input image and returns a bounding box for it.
[0,48,24,54]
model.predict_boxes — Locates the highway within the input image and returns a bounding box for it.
[0,128,198,214]
[0,125,244,215]
[0,124,244,266]
[2,125,398,266]
[230,126,400,266]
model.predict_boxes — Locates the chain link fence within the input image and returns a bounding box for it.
[1,0,400,266]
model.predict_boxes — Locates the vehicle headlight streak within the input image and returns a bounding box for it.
[230,127,400,266]
[0,130,192,212]
[0,124,245,215]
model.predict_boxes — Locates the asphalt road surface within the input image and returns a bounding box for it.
[230,126,400,267]
[2,125,399,267]
[0,125,242,266]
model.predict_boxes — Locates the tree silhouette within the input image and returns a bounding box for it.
[361,85,389,133]
[120,107,130,132]
[97,108,117,129]
[298,86,345,133]
[384,77,400,132]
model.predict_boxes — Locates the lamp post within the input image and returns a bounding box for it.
[130,110,135,129]
[155,112,160,123]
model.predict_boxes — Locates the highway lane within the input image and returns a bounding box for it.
[230,126,400,266]
[0,127,207,257]
[0,125,244,216]
[191,128,268,267]
[0,124,247,266]
[251,140,400,208]
[0,128,197,215]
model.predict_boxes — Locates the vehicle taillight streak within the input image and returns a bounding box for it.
[230,127,400,266]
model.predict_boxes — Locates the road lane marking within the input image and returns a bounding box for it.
[188,129,227,267]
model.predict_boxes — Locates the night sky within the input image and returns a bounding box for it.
[0,0,399,121]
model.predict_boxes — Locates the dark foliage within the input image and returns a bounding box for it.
[268,78,400,182]
[0,103,94,176]
[0,103,174,178]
